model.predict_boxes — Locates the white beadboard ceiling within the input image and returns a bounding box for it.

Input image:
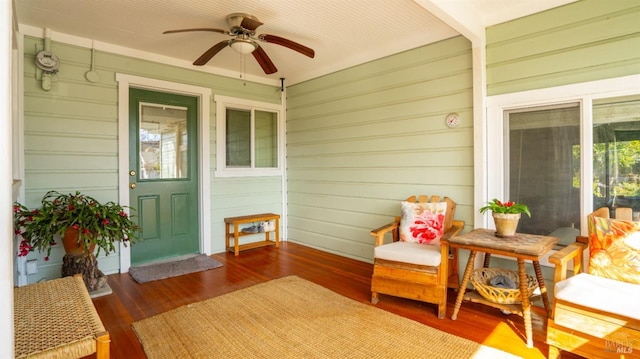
[15,0,576,86]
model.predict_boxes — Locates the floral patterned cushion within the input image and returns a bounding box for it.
[588,214,640,285]
[399,201,447,245]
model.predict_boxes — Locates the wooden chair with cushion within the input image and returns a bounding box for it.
[370,195,464,319]
[547,207,640,359]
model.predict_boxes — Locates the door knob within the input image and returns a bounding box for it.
[129,183,136,189]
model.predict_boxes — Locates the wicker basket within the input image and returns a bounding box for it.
[470,268,538,304]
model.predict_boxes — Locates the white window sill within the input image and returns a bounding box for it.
[214,169,282,178]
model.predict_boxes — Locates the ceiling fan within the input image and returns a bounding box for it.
[163,13,315,75]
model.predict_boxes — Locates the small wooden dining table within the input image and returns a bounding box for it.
[442,228,559,348]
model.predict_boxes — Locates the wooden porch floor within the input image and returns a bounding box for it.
[89,242,583,358]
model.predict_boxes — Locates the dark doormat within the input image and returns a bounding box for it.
[129,254,223,283]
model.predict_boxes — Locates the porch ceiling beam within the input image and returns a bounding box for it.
[414,0,485,46]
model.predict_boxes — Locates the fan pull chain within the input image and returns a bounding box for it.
[241,54,246,86]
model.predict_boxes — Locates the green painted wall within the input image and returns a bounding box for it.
[21,36,282,283]
[286,36,475,263]
[485,0,640,300]
[487,0,640,95]
[21,0,638,282]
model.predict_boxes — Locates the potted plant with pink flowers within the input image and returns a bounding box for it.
[13,190,140,291]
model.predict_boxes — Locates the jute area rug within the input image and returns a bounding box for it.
[129,254,222,283]
[132,276,519,358]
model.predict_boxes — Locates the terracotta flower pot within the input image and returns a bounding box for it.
[492,212,521,237]
[62,228,96,256]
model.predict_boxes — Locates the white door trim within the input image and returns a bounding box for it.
[116,73,212,272]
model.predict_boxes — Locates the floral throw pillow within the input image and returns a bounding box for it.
[399,201,447,245]
[588,215,640,285]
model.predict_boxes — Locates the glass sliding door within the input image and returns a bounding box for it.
[502,96,640,245]
[505,104,581,245]
[593,95,640,221]
[486,76,640,244]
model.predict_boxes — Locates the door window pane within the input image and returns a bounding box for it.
[593,96,640,220]
[139,104,188,179]
[506,104,581,242]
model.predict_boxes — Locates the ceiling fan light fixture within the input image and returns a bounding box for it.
[163,13,314,74]
[229,39,257,54]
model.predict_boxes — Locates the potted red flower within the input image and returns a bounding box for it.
[479,199,531,237]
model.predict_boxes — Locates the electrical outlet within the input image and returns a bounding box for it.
[26,259,38,274]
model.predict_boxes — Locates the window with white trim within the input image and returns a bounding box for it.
[485,75,640,240]
[215,95,282,177]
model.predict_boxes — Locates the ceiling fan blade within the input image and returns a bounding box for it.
[163,28,228,35]
[252,46,277,74]
[240,17,263,31]
[259,34,315,58]
[193,41,229,66]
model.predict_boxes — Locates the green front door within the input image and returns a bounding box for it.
[129,88,199,265]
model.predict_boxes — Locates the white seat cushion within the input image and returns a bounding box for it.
[374,241,441,266]
[555,273,640,321]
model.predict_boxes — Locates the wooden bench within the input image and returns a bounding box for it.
[224,213,280,256]
[14,274,110,359]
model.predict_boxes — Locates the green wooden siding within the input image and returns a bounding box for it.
[286,36,475,263]
[20,0,640,282]
[486,0,640,95]
[21,36,281,283]
[485,0,640,299]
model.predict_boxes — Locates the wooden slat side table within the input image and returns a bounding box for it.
[224,213,280,256]
[442,228,558,348]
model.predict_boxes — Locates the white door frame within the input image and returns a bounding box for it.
[116,73,211,272]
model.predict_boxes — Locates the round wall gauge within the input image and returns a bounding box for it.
[445,113,460,128]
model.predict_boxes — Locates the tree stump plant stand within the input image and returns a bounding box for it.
[61,254,107,292]
[61,228,108,292]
